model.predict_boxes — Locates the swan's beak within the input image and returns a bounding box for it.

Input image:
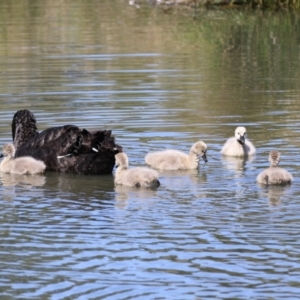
[202,153,208,163]
[57,153,72,159]
[0,153,3,158]
[114,146,122,154]
[239,135,245,144]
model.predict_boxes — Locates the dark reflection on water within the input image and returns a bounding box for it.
[0,0,300,299]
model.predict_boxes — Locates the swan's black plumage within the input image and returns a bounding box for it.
[12,109,39,149]
[12,110,122,175]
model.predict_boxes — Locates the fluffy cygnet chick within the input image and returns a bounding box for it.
[256,150,293,185]
[0,143,46,175]
[114,152,160,188]
[145,141,208,170]
[221,126,256,156]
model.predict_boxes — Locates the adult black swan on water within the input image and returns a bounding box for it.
[11,110,122,175]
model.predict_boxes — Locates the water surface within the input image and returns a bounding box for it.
[0,1,300,299]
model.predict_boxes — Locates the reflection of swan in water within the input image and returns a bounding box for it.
[221,155,254,175]
[259,185,291,207]
[0,172,46,187]
[45,172,115,197]
[158,168,207,185]
[0,173,46,202]
[158,168,207,200]
[114,185,159,209]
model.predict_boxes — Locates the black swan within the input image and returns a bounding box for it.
[11,110,122,175]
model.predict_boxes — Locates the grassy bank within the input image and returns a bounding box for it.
[139,0,300,10]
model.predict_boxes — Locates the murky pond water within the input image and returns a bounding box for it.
[1,1,300,299]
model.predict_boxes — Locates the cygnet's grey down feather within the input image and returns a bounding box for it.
[145,141,208,170]
[115,152,160,188]
[11,110,122,175]
[256,150,293,185]
[221,126,256,157]
[0,143,46,175]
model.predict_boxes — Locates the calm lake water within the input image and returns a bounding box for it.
[1,1,300,299]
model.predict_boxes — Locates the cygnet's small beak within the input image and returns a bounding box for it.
[239,135,245,144]
[0,153,3,158]
[202,153,208,163]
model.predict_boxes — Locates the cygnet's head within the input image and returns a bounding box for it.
[234,127,247,145]
[269,150,280,167]
[0,144,15,158]
[191,141,208,163]
[115,152,129,169]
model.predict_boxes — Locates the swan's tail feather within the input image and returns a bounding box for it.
[12,110,39,150]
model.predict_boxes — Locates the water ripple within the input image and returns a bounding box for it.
[1,2,300,299]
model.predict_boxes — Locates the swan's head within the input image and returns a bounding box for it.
[115,152,129,169]
[234,127,247,145]
[1,144,16,158]
[191,141,208,163]
[269,150,280,167]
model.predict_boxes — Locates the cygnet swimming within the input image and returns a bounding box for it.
[221,126,256,156]
[256,150,293,185]
[115,152,160,188]
[0,143,46,175]
[145,141,208,170]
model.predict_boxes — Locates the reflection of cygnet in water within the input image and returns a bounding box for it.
[159,168,206,185]
[259,185,291,207]
[115,152,160,188]
[221,155,254,175]
[145,141,208,170]
[221,127,256,157]
[0,144,46,175]
[114,184,159,209]
[0,172,46,187]
[1,172,46,202]
[256,151,293,185]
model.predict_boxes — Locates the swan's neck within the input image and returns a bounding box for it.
[1,155,13,166]
[115,165,128,184]
[120,165,128,171]
[188,151,199,167]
